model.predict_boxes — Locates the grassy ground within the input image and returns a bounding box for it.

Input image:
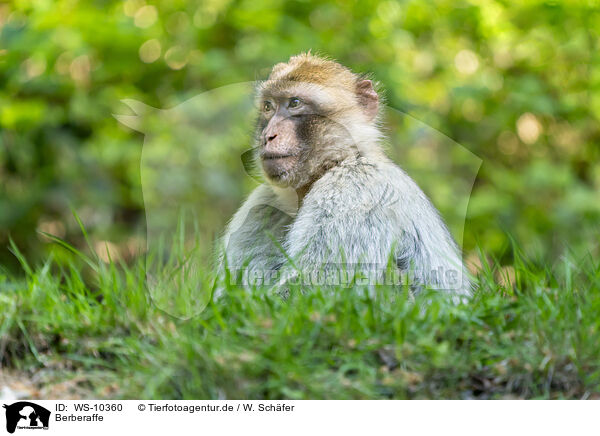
[0,241,599,399]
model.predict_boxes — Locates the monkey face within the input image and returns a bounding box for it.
[258,103,307,186]
[256,93,309,187]
[256,90,354,189]
[255,69,379,190]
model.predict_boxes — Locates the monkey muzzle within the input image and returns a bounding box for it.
[260,151,299,181]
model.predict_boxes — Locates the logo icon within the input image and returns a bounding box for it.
[2,402,50,434]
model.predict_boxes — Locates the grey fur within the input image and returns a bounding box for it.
[219,153,471,297]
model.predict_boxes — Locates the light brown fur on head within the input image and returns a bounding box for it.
[255,53,385,195]
[260,53,379,121]
[269,53,358,88]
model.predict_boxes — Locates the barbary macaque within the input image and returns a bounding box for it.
[219,53,471,296]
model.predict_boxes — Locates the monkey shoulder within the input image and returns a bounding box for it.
[223,184,295,250]
[304,157,424,216]
[227,184,295,228]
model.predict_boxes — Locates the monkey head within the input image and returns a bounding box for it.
[255,53,380,190]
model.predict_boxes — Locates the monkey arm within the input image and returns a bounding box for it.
[218,184,295,287]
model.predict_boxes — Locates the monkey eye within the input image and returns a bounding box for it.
[288,97,302,109]
[263,101,274,112]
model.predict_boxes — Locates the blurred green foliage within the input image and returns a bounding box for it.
[0,0,599,271]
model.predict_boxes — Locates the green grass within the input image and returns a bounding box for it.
[1,241,599,399]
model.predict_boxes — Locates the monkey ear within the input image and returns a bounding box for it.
[356,79,379,120]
